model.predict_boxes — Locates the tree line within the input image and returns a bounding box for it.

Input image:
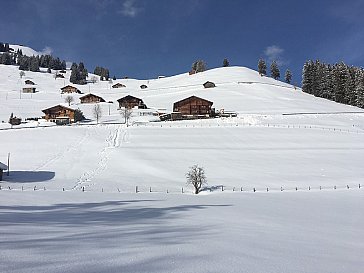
[302,60,364,108]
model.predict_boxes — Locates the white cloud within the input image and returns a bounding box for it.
[119,0,141,18]
[40,46,53,55]
[264,45,288,66]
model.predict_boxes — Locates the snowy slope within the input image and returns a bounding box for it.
[9,44,49,56]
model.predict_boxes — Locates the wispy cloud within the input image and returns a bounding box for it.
[264,45,288,66]
[40,46,53,55]
[119,0,142,18]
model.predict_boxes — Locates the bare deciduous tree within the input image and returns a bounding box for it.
[90,76,98,84]
[119,107,132,127]
[93,104,102,124]
[186,165,207,194]
[65,95,74,106]
[19,71,25,78]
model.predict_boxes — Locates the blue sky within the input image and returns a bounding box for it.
[1,0,364,84]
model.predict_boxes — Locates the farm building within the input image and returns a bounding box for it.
[61,85,81,94]
[8,113,21,125]
[42,105,81,125]
[112,83,126,88]
[0,162,7,181]
[140,84,148,89]
[79,93,105,104]
[25,80,35,85]
[173,96,213,116]
[22,87,36,93]
[55,74,65,78]
[117,95,147,109]
[203,81,216,88]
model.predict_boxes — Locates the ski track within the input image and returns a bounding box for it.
[33,126,93,171]
[72,124,124,190]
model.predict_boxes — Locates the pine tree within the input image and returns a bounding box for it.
[270,61,280,80]
[70,63,80,84]
[258,59,267,76]
[285,69,292,84]
[222,58,229,67]
[192,60,206,73]
[113,75,116,80]
[356,69,364,108]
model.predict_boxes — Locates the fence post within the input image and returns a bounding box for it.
[221,185,224,192]
[280,187,283,192]
[102,188,104,192]
[334,185,336,190]
[166,189,169,193]
[233,187,235,192]
[240,187,243,191]
[149,187,152,193]
[34,186,36,191]
[22,186,23,191]
[347,185,349,189]
[359,184,361,189]
[136,186,138,193]
[319,186,322,190]
[182,187,184,193]
[308,186,311,191]
[295,187,298,191]
[82,187,85,192]
[63,187,65,191]
[253,188,256,192]
[266,187,269,192]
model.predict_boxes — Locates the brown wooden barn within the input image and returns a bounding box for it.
[25,80,35,85]
[79,93,105,104]
[0,162,7,181]
[112,83,126,88]
[117,95,146,109]
[203,81,216,88]
[140,84,148,89]
[22,87,36,93]
[173,96,213,116]
[61,85,81,94]
[42,105,76,125]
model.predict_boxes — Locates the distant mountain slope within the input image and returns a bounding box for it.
[0,63,363,123]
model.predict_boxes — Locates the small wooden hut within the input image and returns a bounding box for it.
[79,94,105,104]
[173,96,213,116]
[140,84,148,89]
[25,80,35,85]
[22,87,36,93]
[61,85,81,94]
[117,95,146,109]
[203,81,216,88]
[112,83,126,88]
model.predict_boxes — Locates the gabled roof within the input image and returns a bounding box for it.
[61,85,80,90]
[79,93,105,101]
[174,96,213,105]
[112,83,126,88]
[0,162,7,170]
[117,95,143,102]
[42,104,76,113]
[25,80,35,84]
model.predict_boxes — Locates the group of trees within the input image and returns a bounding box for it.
[192,60,207,73]
[258,59,292,83]
[94,66,110,81]
[70,62,88,84]
[0,42,10,52]
[302,60,364,108]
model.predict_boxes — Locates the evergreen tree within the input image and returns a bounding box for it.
[222,58,230,67]
[78,62,88,84]
[113,75,116,80]
[192,60,206,73]
[258,59,267,76]
[285,69,292,84]
[356,69,364,108]
[270,60,280,80]
[70,63,80,84]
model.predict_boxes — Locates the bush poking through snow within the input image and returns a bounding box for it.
[186,165,207,194]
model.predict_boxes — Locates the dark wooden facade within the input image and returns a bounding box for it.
[42,105,76,124]
[56,74,65,78]
[203,81,216,88]
[0,162,7,181]
[117,95,146,109]
[22,87,36,93]
[173,96,213,116]
[112,83,126,88]
[61,85,81,94]
[25,80,35,85]
[79,94,105,104]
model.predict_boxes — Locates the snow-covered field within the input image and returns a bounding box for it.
[1,58,364,272]
[1,190,363,273]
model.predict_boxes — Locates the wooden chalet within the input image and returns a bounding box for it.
[25,80,35,85]
[42,105,76,125]
[55,74,65,78]
[112,83,126,88]
[140,84,148,89]
[61,85,81,94]
[117,95,146,109]
[173,96,213,116]
[203,81,216,88]
[0,162,7,181]
[22,87,36,93]
[79,93,105,104]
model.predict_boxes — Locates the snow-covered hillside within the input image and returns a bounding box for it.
[0,53,364,273]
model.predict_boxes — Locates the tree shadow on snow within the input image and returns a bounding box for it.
[5,171,55,183]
